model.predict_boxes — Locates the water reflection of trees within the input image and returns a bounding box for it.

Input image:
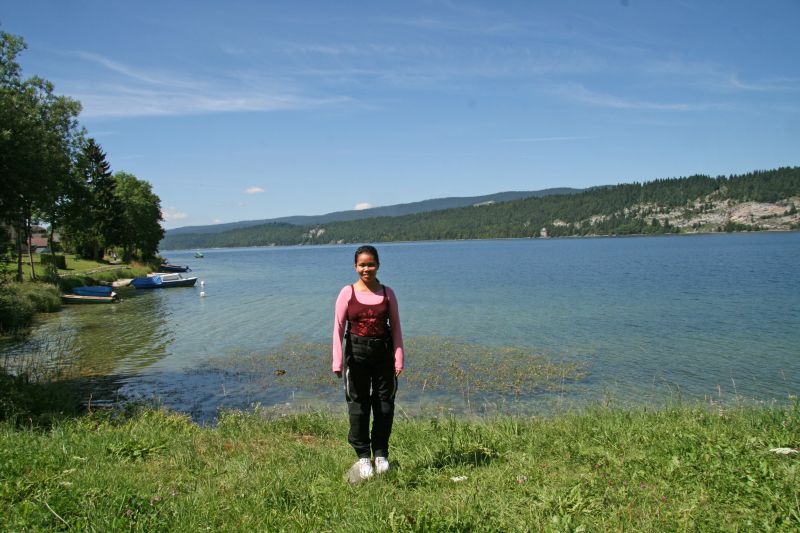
[0,290,172,379]
[77,291,174,375]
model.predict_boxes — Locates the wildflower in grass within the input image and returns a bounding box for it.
[769,447,798,454]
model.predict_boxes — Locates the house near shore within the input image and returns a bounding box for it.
[1,224,61,252]
[29,226,48,249]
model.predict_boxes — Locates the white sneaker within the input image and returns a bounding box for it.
[374,456,390,474]
[357,458,374,479]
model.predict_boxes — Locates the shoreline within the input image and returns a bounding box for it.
[160,227,800,253]
[0,260,154,339]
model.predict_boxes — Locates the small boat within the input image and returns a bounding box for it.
[112,278,133,288]
[72,285,114,297]
[62,292,120,304]
[134,273,198,288]
[194,251,204,258]
[131,275,163,289]
[149,272,198,287]
[159,263,191,272]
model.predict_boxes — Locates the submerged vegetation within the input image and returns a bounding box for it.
[201,337,589,417]
[0,339,82,424]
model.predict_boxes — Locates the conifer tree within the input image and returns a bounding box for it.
[69,139,123,260]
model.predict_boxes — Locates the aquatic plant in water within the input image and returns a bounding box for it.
[201,336,589,412]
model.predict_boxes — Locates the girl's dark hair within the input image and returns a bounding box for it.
[354,245,380,265]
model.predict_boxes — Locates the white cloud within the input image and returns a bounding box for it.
[75,86,351,119]
[212,218,222,224]
[245,186,265,194]
[727,74,799,93]
[555,83,715,111]
[69,52,353,119]
[162,207,188,221]
[642,59,799,93]
[497,136,594,143]
[354,202,373,210]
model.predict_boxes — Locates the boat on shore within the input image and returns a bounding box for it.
[131,275,162,289]
[62,292,120,304]
[72,285,114,297]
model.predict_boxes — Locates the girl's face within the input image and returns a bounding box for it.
[355,253,379,285]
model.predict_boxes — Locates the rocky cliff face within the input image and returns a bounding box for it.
[666,197,799,232]
[578,196,799,233]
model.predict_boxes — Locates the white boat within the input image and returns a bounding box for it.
[147,272,198,287]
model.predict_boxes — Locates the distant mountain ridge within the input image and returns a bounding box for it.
[165,187,583,236]
[159,167,800,250]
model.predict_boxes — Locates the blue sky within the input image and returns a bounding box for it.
[4,1,799,229]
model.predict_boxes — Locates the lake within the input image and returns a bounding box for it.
[3,232,799,422]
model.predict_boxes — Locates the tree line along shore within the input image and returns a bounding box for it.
[161,166,800,249]
[1,30,165,336]
[2,31,165,279]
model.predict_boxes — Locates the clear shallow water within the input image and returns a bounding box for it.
[3,232,799,421]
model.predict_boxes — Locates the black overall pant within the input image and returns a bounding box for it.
[344,334,397,459]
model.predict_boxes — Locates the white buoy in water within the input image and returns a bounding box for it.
[200,291,206,297]
[200,280,205,287]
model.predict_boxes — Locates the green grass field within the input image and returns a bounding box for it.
[2,252,149,279]
[1,401,798,531]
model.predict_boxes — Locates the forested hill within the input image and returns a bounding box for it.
[160,168,800,250]
[165,187,582,236]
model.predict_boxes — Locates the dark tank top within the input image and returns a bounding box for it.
[346,284,389,337]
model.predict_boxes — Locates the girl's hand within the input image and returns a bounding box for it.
[395,368,402,377]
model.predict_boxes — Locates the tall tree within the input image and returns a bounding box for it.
[113,171,165,261]
[0,31,26,222]
[32,85,84,279]
[67,139,123,260]
[0,31,82,280]
[1,31,39,280]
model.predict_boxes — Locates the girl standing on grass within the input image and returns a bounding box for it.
[332,245,404,481]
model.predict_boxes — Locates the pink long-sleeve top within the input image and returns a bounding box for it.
[332,284,404,373]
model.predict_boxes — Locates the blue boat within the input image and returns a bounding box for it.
[62,292,120,304]
[131,275,162,289]
[72,285,114,297]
